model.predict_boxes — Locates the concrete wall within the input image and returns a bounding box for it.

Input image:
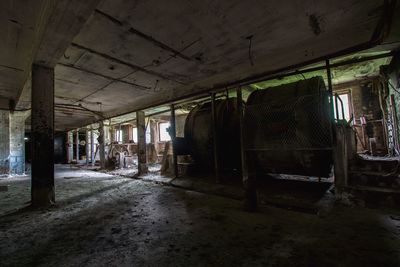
[0,110,29,175]
[0,110,10,174]
[9,111,29,174]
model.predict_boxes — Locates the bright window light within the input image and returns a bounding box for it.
[159,122,171,142]
[334,93,351,121]
[132,128,138,143]
[115,130,123,142]
[132,127,151,143]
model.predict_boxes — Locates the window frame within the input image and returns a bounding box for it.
[158,121,171,142]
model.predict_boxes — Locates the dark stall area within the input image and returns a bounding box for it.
[1,1,400,267]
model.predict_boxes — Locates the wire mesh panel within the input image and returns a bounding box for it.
[244,93,332,151]
[243,77,333,177]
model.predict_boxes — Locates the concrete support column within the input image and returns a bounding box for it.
[136,111,148,175]
[67,131,73,163]
[0,110,10,175]
[98,121,106,169]
[90,127,95,166]
[85,128,89,166]
[31,64,55,206]
[109,125,115,143]
[75,129,80,162]
[9,110,30,175]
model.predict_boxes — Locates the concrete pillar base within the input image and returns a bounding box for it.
[138,164,148,175]
[31,187,55,207]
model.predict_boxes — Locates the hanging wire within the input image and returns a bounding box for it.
[246,35,254,66]
[388,80,400,95]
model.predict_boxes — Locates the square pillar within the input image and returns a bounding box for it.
[98,121,106,169]
[136,111,148,175]
[85,128,89,165]
[109,125,115,143]
[31,64,55,206]
[9,110,30,175]
[237,88,257,211]
[90,127,95,166]
[67,131,73,163]
[75,129,80,162]
[0,110,10,175]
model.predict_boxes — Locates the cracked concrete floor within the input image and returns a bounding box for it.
[0,165,399,267]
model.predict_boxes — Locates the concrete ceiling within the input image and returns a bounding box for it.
[0,0,399,130]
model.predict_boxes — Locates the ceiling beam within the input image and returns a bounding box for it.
[14,0,102,109]
[57,62,153,91]
[94,9,192,61]
[70,42,186,84]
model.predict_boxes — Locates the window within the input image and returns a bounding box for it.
[159,122,171,142]
[115,130,123,142]
[132,128,138,143]
[334,93,351,121]
[146,126,151,144]
[131,127,151,144]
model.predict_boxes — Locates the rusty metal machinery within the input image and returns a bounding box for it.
[183,98,241,172]
[105,143,135,169]
[244,76,333,177]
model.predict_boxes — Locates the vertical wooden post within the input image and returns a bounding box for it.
[211,92,220,183]
[170,104,178,178]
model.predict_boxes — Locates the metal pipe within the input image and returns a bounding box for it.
[170,104,178,178]
[236,87,249,189]
[334,94,339,122]
[326,60,335,138]
[335,94,346,121]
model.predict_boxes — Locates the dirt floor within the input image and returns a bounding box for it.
[0,165,399,266]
